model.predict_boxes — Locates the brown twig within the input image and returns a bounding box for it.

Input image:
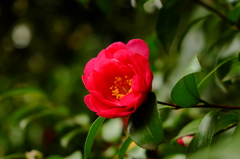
[157,101,240,110]
[193,0,239,28]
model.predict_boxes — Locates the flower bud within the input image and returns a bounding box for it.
[177,135,194,147]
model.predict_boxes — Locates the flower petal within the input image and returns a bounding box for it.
[114,49,152,91]
[90,95,120,110]
[113,50,134,65]
[133,53,153,92]
[126,39,150,59]
[83,57,98,77]
[97,107,135,118]
[131,74,146,92]
[82,75,88,89]
[120,92,145,112]
[82,39,153,118]
[89,90,120,106]
[84,95,98,112]
[89,59,135,96]
[97,42,126,59]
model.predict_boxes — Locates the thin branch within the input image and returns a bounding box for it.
[157,101,240,110]
[193,0,238,27]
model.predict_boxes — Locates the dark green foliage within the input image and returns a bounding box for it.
[156,1,180,53]
[127,92,164,150]
[187,110,219,159]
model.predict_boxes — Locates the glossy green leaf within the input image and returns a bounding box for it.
[156,1,180,53]
[118,136,132,159]
[182,55,202,76]
[171,74,201,107]
[187,110,219,159]
[215,113,239,134]
[205,110,240,159]
[222,59,240,82]
[172,118,203,145]
[127,92,164,150]
[84,116,105,159]
[173,112,239,146]
[171,55,202,107]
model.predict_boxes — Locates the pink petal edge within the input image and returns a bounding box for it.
[83,58,98,77]
[126,39,150,59]
[84,95,98,112]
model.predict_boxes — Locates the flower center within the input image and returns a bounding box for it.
[110,76,132,100]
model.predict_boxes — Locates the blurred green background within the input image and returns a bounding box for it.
[1,0,240,158]
[0,0,159,158]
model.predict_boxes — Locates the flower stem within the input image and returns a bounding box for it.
[157,101,240,110]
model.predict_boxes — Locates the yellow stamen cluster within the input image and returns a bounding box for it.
[110,76,132,100]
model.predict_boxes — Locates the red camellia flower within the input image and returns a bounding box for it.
[82,39,153,118]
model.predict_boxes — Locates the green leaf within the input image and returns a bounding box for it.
[0,87,46,102]
[45,151,82,159]
[118,136,132,159]
[19,107,68,129]
[172,112,239,146]
[233,122,240,141]
[238,52,240,62]
[187,110,219,159]
[8,105,47,125]
[127,92,164,150]
[215,113,239,134]
[232,111,240,140]
[65,151,82,159]
[227,6,240,23]
[45,156,62,159]
[84,116,105,159]
[182,55,202,76]
[61,128,87,148]
[172,118,203,145]
[171,74,201,107]
[177,15,210,52]
[0,153,26,159]
[156,1,180,53]
[222,59,240,82]
[198,57,236,87]
[76,0,89,5]
[171,55,202,107]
